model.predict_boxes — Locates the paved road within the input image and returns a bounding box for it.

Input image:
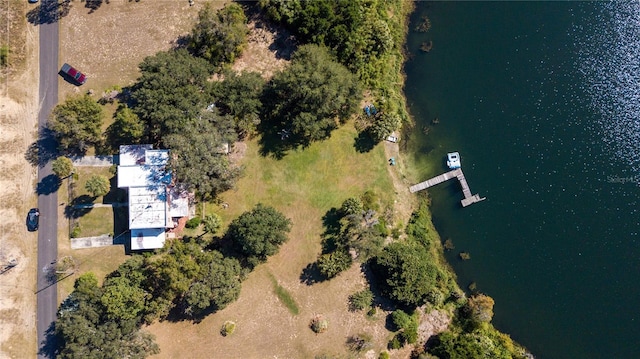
[36,1,59,356]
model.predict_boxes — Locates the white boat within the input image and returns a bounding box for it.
[447,152,461,169]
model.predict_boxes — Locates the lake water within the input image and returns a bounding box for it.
[404,2,640,359]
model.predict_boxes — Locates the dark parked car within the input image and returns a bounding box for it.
[60,63,87,85]
[27,208,39,232]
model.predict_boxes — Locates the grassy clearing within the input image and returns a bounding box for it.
[217,123,394,224]
[268,272,300,316]
[149,123,400,358]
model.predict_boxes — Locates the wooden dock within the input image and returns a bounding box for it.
[410,168,486,207]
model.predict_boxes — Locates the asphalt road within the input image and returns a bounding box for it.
[36,0,59,356]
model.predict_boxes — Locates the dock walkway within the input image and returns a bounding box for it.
[410,168,486,207]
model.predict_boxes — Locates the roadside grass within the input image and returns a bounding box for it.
[268,272,300,316]
[0,0,27,76]
[57,166,128,301]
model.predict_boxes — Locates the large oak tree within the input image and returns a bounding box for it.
[264,44,361,147]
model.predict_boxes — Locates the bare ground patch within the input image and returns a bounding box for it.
[231,14,296,79]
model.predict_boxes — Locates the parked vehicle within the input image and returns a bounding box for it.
[27,208,39,232]
[60,63,87,85]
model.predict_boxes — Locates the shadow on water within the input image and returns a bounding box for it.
[26,0,72,25]
[36,174,62,195]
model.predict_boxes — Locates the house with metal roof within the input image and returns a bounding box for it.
[117,145,190,250]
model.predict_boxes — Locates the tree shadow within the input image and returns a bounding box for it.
[25,128,58,168]
[84,0,109,14]
[38,321,59,358]
[354,131,376,153]
[103,176,127,204]
[63,195,95,219]
[257,126,290,159]
[321,207,342,237]
[36,174,62,195]
[26,0,72,26]
[360,262,398,312]
[299,262,324,285]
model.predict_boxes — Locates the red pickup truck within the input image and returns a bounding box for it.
[60,63,87,85]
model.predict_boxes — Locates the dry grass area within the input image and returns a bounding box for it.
[58,0,211,100]
[0,1,39,358]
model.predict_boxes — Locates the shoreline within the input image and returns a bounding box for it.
[392,3,534,357]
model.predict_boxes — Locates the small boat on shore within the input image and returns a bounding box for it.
[447,152,461,169]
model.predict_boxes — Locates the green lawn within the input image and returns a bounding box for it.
[218,122,395,225]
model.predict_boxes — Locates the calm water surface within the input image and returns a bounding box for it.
[404,2,640,359]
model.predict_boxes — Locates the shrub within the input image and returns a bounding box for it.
[310,315,328,334]
[348,289,373,312]
[360,190,379,211]
[70,223,81,238]
[379,352,390,359]
[340,197,364,216]
[220,321,236,336]
[317,250,352,279]
[388,335,402,350]
[391,309,419,345]
[185,217,202,229]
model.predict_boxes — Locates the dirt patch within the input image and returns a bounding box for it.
[383,138,418,228]
[231,14,296,79]
[418,309,451,344]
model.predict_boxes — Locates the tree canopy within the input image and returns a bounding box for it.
[130,49,213,145]
[85,174,111,197]
[188,2,248,66]
[163,108,239,199]
[51,156,74,178]
[213,70,265,138]
[183,251,242,318]
[49,95,104,155]
[371,241,441,308]
[264,44,361,147]
[226,203,292,266]
[105,104,145,151]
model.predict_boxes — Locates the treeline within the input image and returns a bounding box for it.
[54,204,291,358]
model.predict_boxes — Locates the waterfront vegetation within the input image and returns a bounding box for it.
[51,1,530,357]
